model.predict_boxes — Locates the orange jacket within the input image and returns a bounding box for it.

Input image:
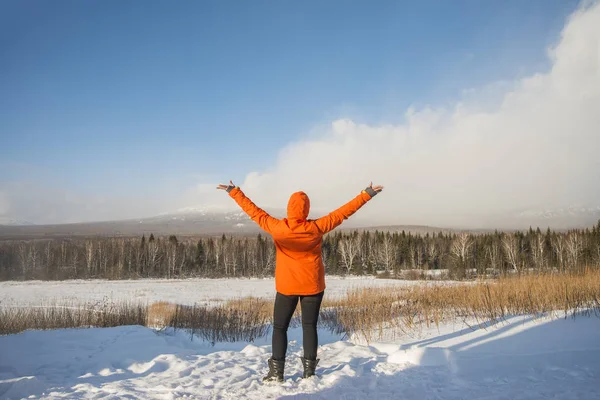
[228,187,374,295]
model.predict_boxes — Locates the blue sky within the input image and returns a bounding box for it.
[2,0,593,225]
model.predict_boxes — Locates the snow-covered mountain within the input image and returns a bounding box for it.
[518,205,600,220]
[139,206,259,233]
[159,204,242,217]
[0,206,282,238]
[1,203,598,239]
[515,205,600,229]
[0,217,34,226]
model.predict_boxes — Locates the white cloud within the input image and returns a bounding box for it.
[234,2,600,228]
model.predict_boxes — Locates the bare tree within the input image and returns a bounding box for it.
[246,240,258,277]
[71,247,79,278]
[223,238,238,276]
[264,242,276,276]
[97,241,108,278]
[416,241,424,269]
[451,233,473,265]
[178,242,189,277]
[339,236,359,274]
[531,233,545,271]
[147,240,161,276]
[426,240,438,271]
[126,240,133,277]
[502,234,519,273]
[43,242,53,277]
[215,237,225,274]
[552,235,566,272]
[60,241,68,275]
[378,235,395,272]
[565,231,583,270]
[25,242,38,278]
[408,242,417,270]
[85,240,94,276]
[134,245,145,277]
[18,243,28,277]
[357,234,375,274]
[115,239,125,279]
[167,241,178,279]
[485,240,501,273]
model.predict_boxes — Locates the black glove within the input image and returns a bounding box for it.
[364,186,378,197]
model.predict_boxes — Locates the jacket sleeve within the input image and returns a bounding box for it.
[315,191,373,234]
[228,187,280,234]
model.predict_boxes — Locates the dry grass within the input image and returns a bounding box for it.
[166,297,272,343]
[330,269,600,342]
[0,299,147,335]
[377,269,452,281]
[147,301,177,328]
[3,271,599,343]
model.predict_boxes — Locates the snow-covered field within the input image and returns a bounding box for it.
[0,277,440,306]
[2,278,598,399]
[1,314,598,399]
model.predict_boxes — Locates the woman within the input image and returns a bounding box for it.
[217,181,383,382]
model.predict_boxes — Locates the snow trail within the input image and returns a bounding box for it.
[1,314,599,399]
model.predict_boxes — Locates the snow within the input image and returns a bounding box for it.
[1,314,599,399]
[0,277,441,306]
[0,217,33,226]
[170,205,237,215]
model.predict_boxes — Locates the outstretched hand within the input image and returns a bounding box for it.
[216,180,235,191]
[368,182,384,193]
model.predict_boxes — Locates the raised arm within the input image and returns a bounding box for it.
[217,181,280,234]
[315,183,383,234]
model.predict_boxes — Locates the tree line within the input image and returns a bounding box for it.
[1,221,599,281]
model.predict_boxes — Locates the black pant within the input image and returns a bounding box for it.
[272,291,324,361]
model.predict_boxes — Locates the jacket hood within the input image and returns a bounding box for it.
[287,191,310,221]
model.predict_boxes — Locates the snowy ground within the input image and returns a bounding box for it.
[0,277,443,306]
[1,314,599,399]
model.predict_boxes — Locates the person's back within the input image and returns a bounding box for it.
[218,180,383,381]
[225,186,380,295]
[271,191,325,296]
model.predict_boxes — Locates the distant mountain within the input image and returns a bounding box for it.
[518,205,600,220]
[0,203,598,240]
[0,208,258,239]
[0,217,34,226]
[513,205,600,230]
[0,206,443,239]
[342,225,456,235]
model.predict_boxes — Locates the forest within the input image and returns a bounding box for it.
[1,220,599,281]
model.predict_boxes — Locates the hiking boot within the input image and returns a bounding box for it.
[263,358,285,382]
[301,357,319,378]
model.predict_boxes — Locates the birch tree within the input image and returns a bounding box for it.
[339,236,359,274]
[378,234,395,272]
[565,232,583,270]
[552,235,566,272]
[502,234,519,273]
[451,233,472,266]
